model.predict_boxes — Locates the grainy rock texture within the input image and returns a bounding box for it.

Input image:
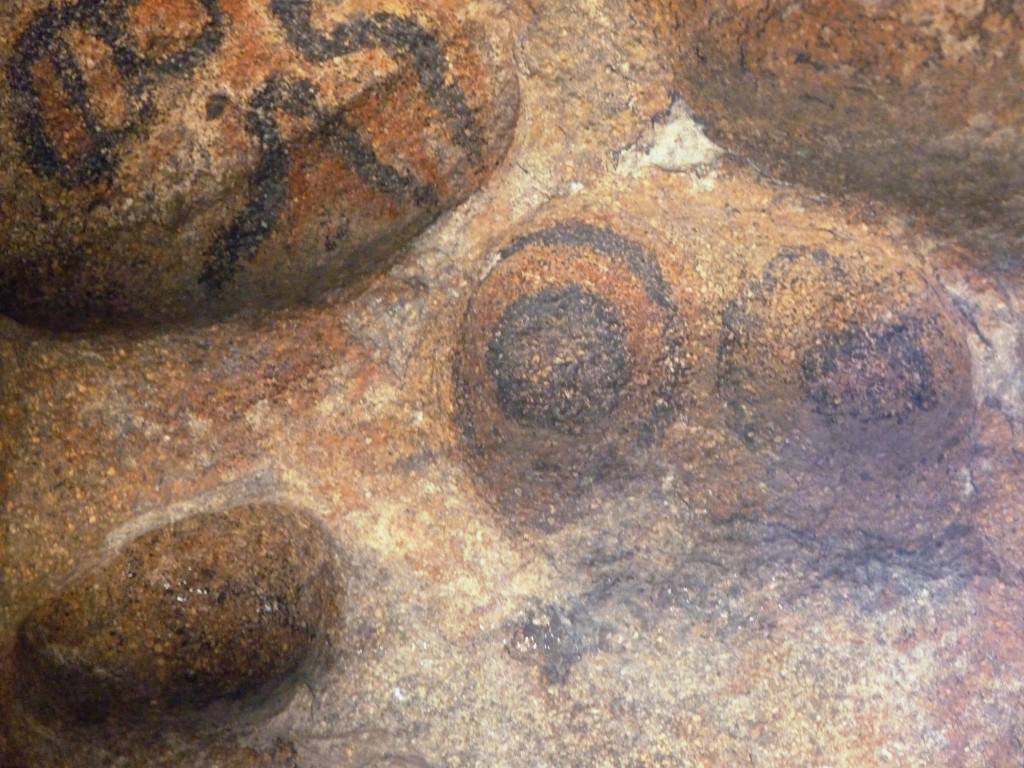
[453,213,693,529]
[1,0,1023,767]
[672,0,1024,254]
[14,503,343,728]
[0,0,518,329]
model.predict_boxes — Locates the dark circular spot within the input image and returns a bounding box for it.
[715,244,973,484]
[486,285,631,435]
[801,321,938,423]
[205,93,230,120]
[453,219,693,525]
[506,603,597,684]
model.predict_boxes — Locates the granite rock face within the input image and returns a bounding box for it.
[0,0,518,329]
[717,245,971,466]
[672,0,1024,251]
[453,214,692,528]
[1,1,1023,767]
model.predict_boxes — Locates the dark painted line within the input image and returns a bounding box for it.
[269,2,482,163]
[497,221,677,313]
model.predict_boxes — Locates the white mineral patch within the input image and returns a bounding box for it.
[616,100,724,177]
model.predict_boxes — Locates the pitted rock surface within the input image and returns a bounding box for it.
[1,1,1024,767]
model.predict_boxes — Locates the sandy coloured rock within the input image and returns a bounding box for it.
[0,1,1022,766]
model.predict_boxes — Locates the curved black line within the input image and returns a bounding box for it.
[496,221,677,314]
[324,110,439,209]
[269,1,482,163]
[9,6,78,180]
[457,221,687,452]
[197,73,438,290]
[198,75,313,290]
[7,0,225,186]
[714,247,853,443]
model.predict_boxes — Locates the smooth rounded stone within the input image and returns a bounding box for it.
[672,0,1024,246]
[14,503,344,728]
[716,246,974,472]
[453,216,693,526]
[0,0,519,330]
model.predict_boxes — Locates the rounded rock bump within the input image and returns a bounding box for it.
[487,284,632,435]
[13,502,345,729]
[716,246,974,469]
[671,0,1024,248]
[0,0,520,329]
[454,218,691,523]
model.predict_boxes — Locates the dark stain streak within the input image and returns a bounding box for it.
[199,4,474,290]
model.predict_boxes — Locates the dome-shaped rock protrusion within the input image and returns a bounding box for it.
[14,502,345,729]
[454,218,694,526]
[0,0,519,329]
[716,246,974,473]
[672,0,1024,248]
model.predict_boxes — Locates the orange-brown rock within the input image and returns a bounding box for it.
[0,0,518,329]
[0,1,1022,766]
[672,0,1024,250]
[716,245,972,472]
[14,503,344,728]
[453,212,695,527]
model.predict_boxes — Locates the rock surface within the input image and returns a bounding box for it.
[672,0,1024,253]
[15,502,343,728]
[1,0,1023,766]
[453,213,691,528]
[0,0,518,329]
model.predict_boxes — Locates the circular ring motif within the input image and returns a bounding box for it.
[715,246,973,470]
[454,220,688,522]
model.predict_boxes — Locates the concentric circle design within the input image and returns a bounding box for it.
[454,220,688,521]
[716,247,973,470]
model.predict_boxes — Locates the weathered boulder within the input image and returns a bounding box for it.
[672,0,1024,249]
[0,0,518,329]
[15,503,344,727]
